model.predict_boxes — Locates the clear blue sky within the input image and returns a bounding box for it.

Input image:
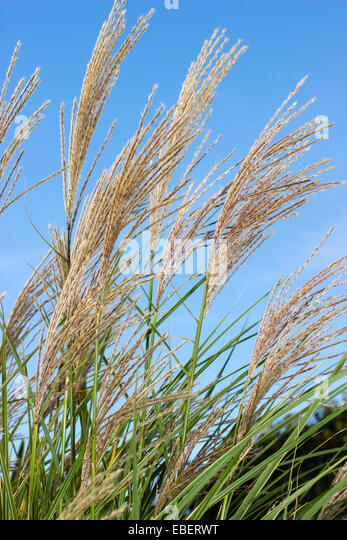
[0,0,346,361]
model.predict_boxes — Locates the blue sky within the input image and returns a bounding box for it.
[0,0,346,364]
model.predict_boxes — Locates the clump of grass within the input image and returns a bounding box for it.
[0,0,346,521]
